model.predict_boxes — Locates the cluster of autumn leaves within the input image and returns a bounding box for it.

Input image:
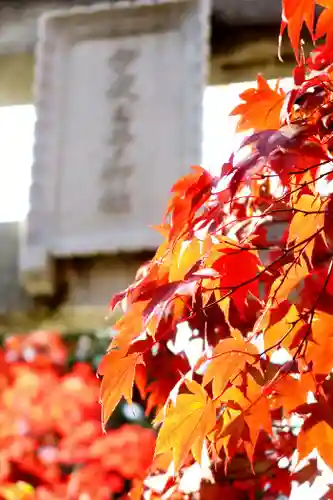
[0,331,156,500]
[98,0,333,499]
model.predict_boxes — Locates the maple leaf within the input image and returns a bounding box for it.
[210,246,262,318]
[165,166,215,244]
[142,279,197,324]
[288,193,326,262]
[298,402,333,469]
[303,310,333,375]
[263,304,306,353]
[98,3,333,492]
[316,1,333,49]
[270,372,315,415]
[169,237,204,283]
[291,458,320,486]
[154,380,216,471]
[0,482,35,500]
[280,0,315,59]
[199,482,243,500]
[268,258,309,306]
[109,301,149,355]
[230,75,285,133]
[228,125,317,198]
[214,375,272,464]
[98,352,143,428]
[203,337,259,399]
[321,485,333,500]
[137,346,191,415]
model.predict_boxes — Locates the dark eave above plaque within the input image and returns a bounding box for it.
[0,0,283,55]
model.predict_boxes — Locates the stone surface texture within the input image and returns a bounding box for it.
[20,0,210,295]
[0,221,144,332]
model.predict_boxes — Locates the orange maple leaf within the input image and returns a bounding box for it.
[109,302,148,355]
[98,352,143,428]
[268,258,309,306]
[165,166,214,244]
[316,1,333,49]
[230,75,285,133]
[304,310,333,375]
[270,373,315,415]
[263,305,306,354]
[203,337,259,399]
[280,0,315,59]
[214,376,272,464]
[298,403,333,469]
[154,380,216,471]
[288,194,326,262]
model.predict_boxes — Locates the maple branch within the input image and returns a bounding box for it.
[275,168,333,202]
[202,226,323,303]
[251,158,331,180]
[220,207,326,240]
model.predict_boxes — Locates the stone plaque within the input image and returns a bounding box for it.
[20,0,210,295]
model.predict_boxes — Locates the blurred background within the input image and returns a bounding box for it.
[0,0,293,338]
[0,0,303,498]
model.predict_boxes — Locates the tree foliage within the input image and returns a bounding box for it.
[99,1,333,498]
[0,331,155,500]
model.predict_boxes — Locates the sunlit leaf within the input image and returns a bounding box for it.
[288,194,326,262]
[230,75,285,132]
[155,380,216,470]
[280,0,315,59]
[203,337,259,399]
[99,352,143,427]
[298,403,333,469]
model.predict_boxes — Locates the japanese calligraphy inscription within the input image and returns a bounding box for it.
[98,48,139,215]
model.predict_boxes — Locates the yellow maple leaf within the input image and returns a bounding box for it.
[110,302,148,354]
[298,414,333,470]
[304,310,333,375]
[203,337,259,399]
[169,237,203,282]
[269,257,309,305]
[99,352,143,427]
[154,380,216,471]
[264,304,306,353]
[288,194,326,262]
[311,310,333,340]
[214,376,272,463]
[0,482,34,500]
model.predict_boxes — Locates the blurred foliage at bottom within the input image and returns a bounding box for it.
[0,329,156,500]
